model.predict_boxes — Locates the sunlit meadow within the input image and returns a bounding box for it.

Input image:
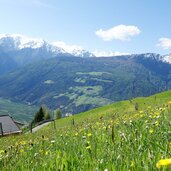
[0,91,171,171]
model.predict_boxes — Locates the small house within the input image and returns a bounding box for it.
[0,115,22,136]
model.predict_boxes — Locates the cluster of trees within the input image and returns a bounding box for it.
[33,106,62,124]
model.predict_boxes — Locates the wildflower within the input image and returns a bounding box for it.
[154,121,159,126]
[0,150,4,154]
[159,107,164,112]
[34,153,38,157]
[131,160,135,167]
[75,133,78,136]
[45,151,48,155]
[156,158,171,168]
[99,159,103,164]
[87,133,92,137]
[168,101,171,104]
[169,142,171,149]
[86,145,91,149]
[20,149,24,153]
[39,149,43,153]
[149,129,154,134]
[20,141,26,145]
[87,141,90,144]
[155,112,160,116]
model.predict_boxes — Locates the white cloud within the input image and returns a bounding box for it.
[93,50,130,57]
[95,25,141,41]
[52,41,83,53]
[157,37,171,50]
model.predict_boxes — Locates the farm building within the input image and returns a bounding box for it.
[0,115,22,136]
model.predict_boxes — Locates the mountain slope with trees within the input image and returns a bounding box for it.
[0,55,171,114]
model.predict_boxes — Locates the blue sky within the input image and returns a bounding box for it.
[0,0,171,55]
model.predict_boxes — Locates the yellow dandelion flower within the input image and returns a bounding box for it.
[39,149,43,153]
[0,150,4,154]
[169,142,171,149]
[149,129,154,134]
[155,112,160,116]
[130,160,135,167]
[87,133,92,137]
[168,101,171,104]
[86,145,91,149]
[20,141,27,145]
[156,158,171,168]
[20,149,24,153]
[154,121,159,126]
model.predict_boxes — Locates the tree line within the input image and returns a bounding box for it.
[33,106,62,124]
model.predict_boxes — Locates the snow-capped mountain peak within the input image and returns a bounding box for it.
[52,41,95,57]
[0,34,46,49]
[0,34,94,57]
[162,54,171,64]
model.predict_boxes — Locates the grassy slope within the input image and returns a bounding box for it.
[0,98,38,122]
[0,90,171,170]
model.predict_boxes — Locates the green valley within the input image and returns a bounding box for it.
[0,55,171,116]
[0,98,38,122]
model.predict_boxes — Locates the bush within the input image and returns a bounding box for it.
[54,108,62,120]
[44,113,51,120]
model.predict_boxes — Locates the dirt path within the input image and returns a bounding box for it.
[32,122,51,133]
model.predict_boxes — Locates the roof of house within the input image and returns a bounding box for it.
[13,119,25,126]
[0,115,22,135]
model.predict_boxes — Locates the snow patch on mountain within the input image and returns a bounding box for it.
[93,50,130,57]
[162,54,171,64]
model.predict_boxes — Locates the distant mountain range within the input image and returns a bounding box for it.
[0,34,171,117]
[0,34,95,74]
[0,34,171,74]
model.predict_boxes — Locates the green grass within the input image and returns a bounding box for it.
[0,90,171,170]
[76,72,112,76]
[0,98,38,122]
